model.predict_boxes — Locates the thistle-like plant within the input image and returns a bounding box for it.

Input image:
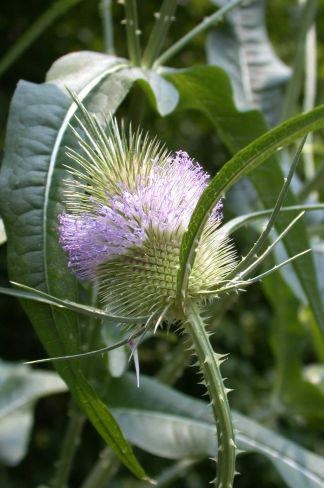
[59,119,236,322]
[49,100,310,488]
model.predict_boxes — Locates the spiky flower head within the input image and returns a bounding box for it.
[58,107,236,322]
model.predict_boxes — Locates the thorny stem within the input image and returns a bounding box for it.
[154,0,243,69]
[124,0,141,65]
[99,0,115,54]
[142,0,178,68]
[184,302,236,488]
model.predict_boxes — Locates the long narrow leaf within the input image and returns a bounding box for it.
[227,136,307,279]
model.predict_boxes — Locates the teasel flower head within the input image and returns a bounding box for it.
[58,108,237,324]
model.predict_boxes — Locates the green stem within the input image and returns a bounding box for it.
[52,403,85,488]
[281,0,316,121]
[154,0,243,69]
[99,0,115,54]
[298,162,324,200]
[303,17,317,179]
[142,0,178,68]
[124,0,141,66]
[156,340,192,385]
[184,302,235,487]
[0,0,85,77]
[81,447,119,488]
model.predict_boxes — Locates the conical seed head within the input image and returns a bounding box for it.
[58,109,237,322]
[97,227,180,317]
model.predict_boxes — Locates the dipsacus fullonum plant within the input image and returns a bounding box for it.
[59,124,236,321]
[57,103,307,488]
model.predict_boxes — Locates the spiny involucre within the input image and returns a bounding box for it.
[58,108,236,321]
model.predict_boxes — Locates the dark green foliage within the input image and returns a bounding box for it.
[0,1,323,487]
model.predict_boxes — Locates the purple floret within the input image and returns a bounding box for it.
[58,150,223,280]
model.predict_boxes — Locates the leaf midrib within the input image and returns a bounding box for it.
[113,408,324,486]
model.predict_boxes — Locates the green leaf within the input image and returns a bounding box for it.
[0,78,148,479]
[46,51,179,118]
[0,283,149,324]
[167,66,324,333]
[46,50,128,93]
[108,374,324,488]
[0,360,66,466]
[263,268,324,423]
[87,68,179,118]
[206,0,291,126]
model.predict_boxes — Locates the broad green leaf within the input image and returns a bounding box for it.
[46,50,127,93]
[167,66,324,332]
[0,360,66,466]
[113,410,215,460]
[108,374,324,488]
[46,51,179,118]
[207,0,291,126]
[0,79,148,479]
[85,67,179,118]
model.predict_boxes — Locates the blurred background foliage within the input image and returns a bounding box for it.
[0,1,323,487]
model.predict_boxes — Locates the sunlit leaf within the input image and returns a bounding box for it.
[207,0,291,126]
[0,360,66,466]
[47,51,179,118]
[108,374,324,488]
